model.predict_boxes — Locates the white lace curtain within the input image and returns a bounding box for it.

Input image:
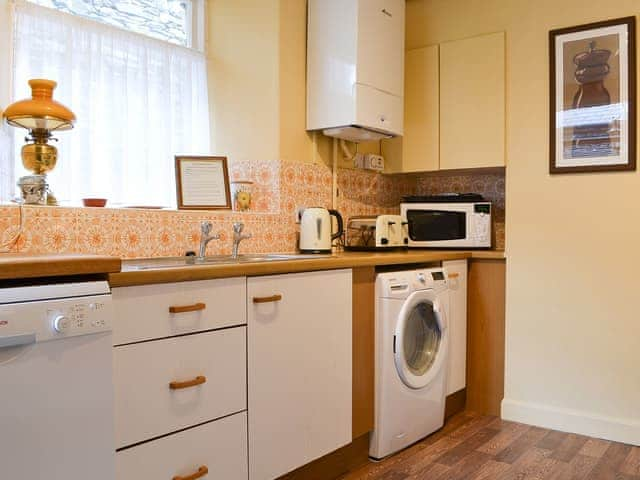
[9,0,210,206]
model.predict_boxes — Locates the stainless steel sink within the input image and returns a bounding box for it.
[122,254,332,271]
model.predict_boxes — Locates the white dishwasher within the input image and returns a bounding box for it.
[0,281,115,480]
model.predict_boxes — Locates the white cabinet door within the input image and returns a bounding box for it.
[248,270,352,480]
[443,260,468,395]
[440,32,505,169]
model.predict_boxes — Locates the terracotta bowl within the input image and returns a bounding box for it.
[82,198,107,208]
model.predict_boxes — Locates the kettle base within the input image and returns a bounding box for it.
[299,248,332,254]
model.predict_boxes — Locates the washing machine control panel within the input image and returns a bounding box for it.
[379,268,447,298]
[430,271,445,282]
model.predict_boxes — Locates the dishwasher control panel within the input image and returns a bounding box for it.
[0,294,113,343]
[47,297,112,335]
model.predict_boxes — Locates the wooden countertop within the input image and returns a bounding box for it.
[0,254,122,281]
[109,250,505,287]
[466,249,506,260]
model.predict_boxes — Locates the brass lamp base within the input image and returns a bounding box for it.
[22,129,57,174]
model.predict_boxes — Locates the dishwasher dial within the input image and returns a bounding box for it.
[52,315,70,333]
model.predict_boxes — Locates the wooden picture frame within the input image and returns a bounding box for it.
[549,16,636,173]
[175,155,232,210]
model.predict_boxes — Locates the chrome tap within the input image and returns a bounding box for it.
[232,222,252,259]
[198,221,220,259]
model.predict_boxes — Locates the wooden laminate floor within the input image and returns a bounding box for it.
[340,412,640,480]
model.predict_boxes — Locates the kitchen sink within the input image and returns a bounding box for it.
[122,253,333,271]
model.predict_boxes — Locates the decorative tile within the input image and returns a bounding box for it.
[0,161,506,256]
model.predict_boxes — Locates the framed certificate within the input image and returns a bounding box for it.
[175,156,232,210]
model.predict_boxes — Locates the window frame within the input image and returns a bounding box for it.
[22,0,206,51]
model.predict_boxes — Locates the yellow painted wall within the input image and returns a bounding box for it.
[207,0,331,165]
[206,0,281,162]
[408,0,640,442]
[207,0,381,168]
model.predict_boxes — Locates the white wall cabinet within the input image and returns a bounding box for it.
[247,269,353,480]
[384,31,505,172]
[440,32,505,170]
[443,260,468,396]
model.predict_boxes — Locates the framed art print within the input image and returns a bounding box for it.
[175,155,232,210]
[549,16,636,173]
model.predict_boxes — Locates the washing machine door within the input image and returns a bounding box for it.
[394,289,447,390]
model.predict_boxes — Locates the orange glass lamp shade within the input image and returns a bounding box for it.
[4,79,76,205]
[3,79,75,131]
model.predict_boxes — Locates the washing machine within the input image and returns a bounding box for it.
[369,268,449,460]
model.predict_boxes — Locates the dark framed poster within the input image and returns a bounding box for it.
[549,16,636,173]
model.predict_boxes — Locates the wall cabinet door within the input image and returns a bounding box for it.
[384,45,439,173]
[247,270,352,480]
[443,259,468,396]
[440,32,505,169]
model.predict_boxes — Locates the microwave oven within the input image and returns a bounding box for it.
[400,194,492,248]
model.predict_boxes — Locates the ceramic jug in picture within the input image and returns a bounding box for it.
[299,207,344,253]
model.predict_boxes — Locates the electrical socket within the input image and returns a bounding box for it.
[354,153,384,171]
[364,153,384,171]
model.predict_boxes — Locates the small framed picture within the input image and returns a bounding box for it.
[549,16,636,173]
[175,156,232,210]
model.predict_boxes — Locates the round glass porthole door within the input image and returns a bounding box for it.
[394,294,445,389]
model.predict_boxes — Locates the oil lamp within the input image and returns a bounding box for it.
[3,79,76,205]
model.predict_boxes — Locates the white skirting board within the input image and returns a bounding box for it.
[502,398,640,446]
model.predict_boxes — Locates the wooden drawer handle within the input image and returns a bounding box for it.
[253,294,283,304]
[169,375,207,390]
[169,302,206,314]
[448,273,460,279]
[173,465,208,480]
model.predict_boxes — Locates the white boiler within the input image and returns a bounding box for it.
[306,0,405,142]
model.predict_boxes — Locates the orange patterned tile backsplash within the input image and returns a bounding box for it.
[0,161,505,257]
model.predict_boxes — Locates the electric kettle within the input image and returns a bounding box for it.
[299,207,344,253]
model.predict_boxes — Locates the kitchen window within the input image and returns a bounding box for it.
[2,0,210,206]
[25,0,202,48]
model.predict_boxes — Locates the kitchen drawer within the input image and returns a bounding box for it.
[112,277,246,345]
[116,412,248,480]
[114,327,247,448]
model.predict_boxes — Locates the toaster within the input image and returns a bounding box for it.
[345,215,408,251]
